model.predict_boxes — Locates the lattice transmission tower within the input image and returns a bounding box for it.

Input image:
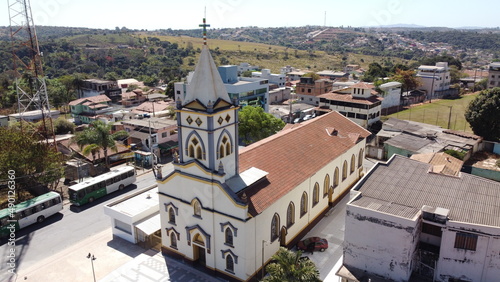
[8,0,55,140]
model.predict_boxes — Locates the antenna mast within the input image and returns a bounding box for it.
[8,0,55,143]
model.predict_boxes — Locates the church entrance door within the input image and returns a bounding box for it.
[192,234,206,266]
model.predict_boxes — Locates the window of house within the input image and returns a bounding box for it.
[300,192,308,217]
[226,255,234,272]
[308,89,311,93]
[342,161,348,180]
[168,207,176,224]
[286,202,295,227]
[271,214,279,242]
[193,200,202,217]
[170,232,177,248]
[225,228,233,246]
[176,90,181,94]
[422,223,442,237]
[350,155,356,174]
[313,183,319,206]
[454,232,477,251]
[162,132,167,138]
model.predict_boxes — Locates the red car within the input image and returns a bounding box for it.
[297,237,328,252]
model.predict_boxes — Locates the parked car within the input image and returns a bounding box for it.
[297,237,328,252]
[303,114,312,121]
[293,117,302,124]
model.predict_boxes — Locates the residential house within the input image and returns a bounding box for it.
[121,89,147,107]
[252,69,286,88]
[158,44,370,281]
[77,79,121,101]
[487,62,500,89]
[286,70,307,81]
[296,77,333,105]
[116,78,144,90]
[377,118,482,161]
[268,87,292,104]
[416,62,451,100]
[337,155,500,282]
[237,62,258,75]
[378,81,402,112]
[344,64,360,73]
[316,70,349,81]
[132,100,175,118]
[317,82,382,128]
[69,95,112,125]
[121,117,178,157]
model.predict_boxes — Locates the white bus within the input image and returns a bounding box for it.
[0,191,63,237]
[68,166,136,206]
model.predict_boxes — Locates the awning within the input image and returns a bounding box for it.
[135,213,161,235]
[159,140,178,150]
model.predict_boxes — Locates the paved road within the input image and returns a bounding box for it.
[0,164,169,281]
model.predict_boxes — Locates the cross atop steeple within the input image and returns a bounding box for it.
[199,12,210,45]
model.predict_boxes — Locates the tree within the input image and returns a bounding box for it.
[262,247,321,282]
[465,88,500,142]
[0,127,65,200]
[238,106,285,145]
[391,69,421,93]
[302,72,320,81]
[74,120,128,168]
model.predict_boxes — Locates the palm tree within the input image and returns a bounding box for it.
[74,120,128,169]
[262,247,321,282]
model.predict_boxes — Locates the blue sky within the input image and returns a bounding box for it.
[2,0,499,30]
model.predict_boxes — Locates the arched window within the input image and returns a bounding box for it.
[313,183,319,206]
[193,200,202,217]
[323,174,330,197]
[342,161,348,180]
[187,136,204,160]
[225,228,233,246]
[218,135,232,159]
[226,255,234,272]
[350,154,356,174]
[286,202,295,227]
[358,148,364,168]
[170,232,177,248]
[168,207,175,224]
[300,192,308,217]
[334,167,339,188]
[271,213,279,242]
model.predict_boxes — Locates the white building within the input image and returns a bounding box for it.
[158,44,371,281]
[338,155,500,282]
[104,186,161,246]
[237,62,258,75]
[487,62,500,89]
[379,81,402,110]
[318,82,382,128]
[252,69,286,88]
[175,65,270,112]
[416,62,451,100]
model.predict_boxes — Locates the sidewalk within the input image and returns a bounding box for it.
[13,229,147,282]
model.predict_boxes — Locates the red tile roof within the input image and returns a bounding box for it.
[318,92,382,105]
[69,95,111,106]
[238,111,371,216]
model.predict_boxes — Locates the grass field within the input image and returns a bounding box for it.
[386,93,479,133]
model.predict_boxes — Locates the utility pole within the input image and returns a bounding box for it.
[447,106,452,129]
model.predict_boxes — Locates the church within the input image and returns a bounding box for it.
[157,20,371,281]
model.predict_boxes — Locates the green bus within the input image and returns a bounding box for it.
[0,192,63,238]
[68,166,136,206]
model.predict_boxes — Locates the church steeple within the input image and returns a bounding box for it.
[175,17,239,180]
[183,17,231,109]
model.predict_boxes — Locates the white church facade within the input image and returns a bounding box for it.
[157,25,371,281]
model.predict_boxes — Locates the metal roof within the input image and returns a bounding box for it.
[351,155,500,227]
